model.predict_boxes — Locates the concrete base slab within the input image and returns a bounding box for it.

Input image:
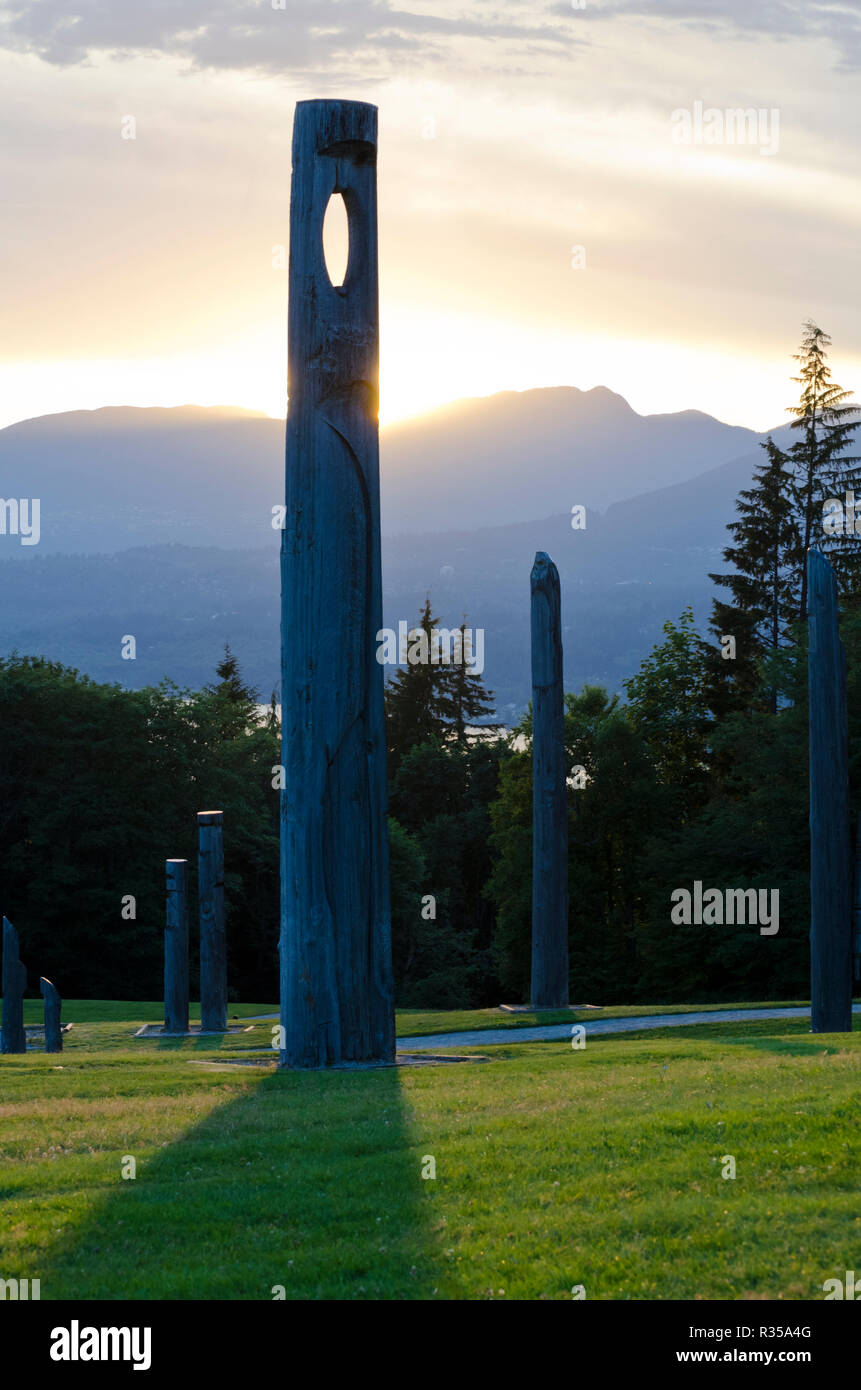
[188,1052,490,1070]
[133,1024,254,1038]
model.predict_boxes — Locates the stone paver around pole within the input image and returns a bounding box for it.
[242,1004,861,1051]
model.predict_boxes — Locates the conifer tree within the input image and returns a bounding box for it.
[208,643,259,706]
[438,619,496,744]
[705,438,801,716]
[384,598,450,772]
[786,321,859,616]
[206,643,261,736]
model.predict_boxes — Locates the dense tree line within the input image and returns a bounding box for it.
[394,323,861,1006]
[486,322,861,1004]
[0,647,280,1000]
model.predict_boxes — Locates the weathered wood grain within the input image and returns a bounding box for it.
[198,811,226,1032]
[40,976,62,1053]
[1,917,27,1054]
[530,551,570,1008]
[808,548,853,1032]
[280,100,395,1067]
[164,858,190,1034]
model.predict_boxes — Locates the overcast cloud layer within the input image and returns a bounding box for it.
[0,0,858,429]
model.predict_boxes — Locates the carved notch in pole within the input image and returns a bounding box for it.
[530,551,569,1009]
[279,100,394,1068]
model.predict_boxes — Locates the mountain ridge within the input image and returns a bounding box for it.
[0,386,788,553]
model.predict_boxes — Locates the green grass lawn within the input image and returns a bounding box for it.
[394,999,818,1036]
[1,1001,859,1300]
[10,995,818,1036]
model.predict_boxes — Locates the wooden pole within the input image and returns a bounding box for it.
[853,817,861,983]
[164,858,189,1034]
[530,551,569,1008]
[808,548,853,1032]
[1,917,27,1054]
[279,99,395,1067]
[198,812,226,1032]
[40,977,62,1053]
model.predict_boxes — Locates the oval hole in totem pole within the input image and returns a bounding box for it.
[322,191,350,288]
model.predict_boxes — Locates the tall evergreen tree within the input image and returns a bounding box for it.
[206,643,261,738]
[786,321,859,616]
[705,438,801,716]
[208,643,259,702]
[384,598,450,773]
[264,688,280,736]
[438,619,496,743]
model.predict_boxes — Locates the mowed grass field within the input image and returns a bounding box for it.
[0,1000,859,1300]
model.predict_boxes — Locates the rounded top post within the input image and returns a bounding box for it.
[530,550,562,689]
[531,551,559,590]
[197,811,224,825]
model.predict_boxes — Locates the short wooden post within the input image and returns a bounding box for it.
[1,917,27,1054]
[530,552,569,1008]
[164,859,190,1034]
[40,977,62,1053]
[808,548,853,1032]
[198,812,226,1032]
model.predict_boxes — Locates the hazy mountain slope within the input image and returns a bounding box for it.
[0,437,784,714]
[0,393,801,711]
[380,386,765,532]
[0,405,280,554]
[0,534,700,718]
[0,390,776,554]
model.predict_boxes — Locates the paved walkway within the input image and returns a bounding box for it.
[395,1004,861,1051]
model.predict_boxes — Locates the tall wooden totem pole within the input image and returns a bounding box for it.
[279,100,395,1068]
[530,551,569,1008]
[808,547,853,1032]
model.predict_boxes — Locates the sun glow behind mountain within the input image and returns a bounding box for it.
[1,4,860,435]
[1,312,844,435]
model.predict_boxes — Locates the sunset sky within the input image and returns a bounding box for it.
[1,0,859,433]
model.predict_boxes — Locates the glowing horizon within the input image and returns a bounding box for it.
[4,311,857,436]
[1,6,859,439]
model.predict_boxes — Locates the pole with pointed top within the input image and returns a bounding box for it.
[279,99,394,1067]
[808,547,853,1032]
[530,551,569,1008]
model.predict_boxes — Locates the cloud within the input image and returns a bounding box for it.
[554,0,861,71]
[0,0,578,76]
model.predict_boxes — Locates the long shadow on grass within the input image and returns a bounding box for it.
[41,1063,441,1301]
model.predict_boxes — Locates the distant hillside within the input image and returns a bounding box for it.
[380,386,767,532]
[0,390,781,555]
[0,387,805,709]
[0,436,787,715]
